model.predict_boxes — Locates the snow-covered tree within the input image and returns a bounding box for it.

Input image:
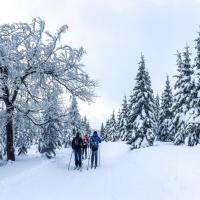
[118,96,129,141]
[80,116,92,136]
[108,111,117,141]
[172,52,185,144]
[154,94,161,140]
[38,88,63,159]
[86,121,92,135]
[186,32,200,146]
[103,119,111,142]
[186,123,199,146]
[115,109,121,140]
[127,54,155,149]
[100,122,105,139]
[0,18,96,160]
[13,94,37,155]
[64,96,82,146]
[159,76,173,142]
[172,46,194,145]
[15,114,33,155]
[102,111,117,142]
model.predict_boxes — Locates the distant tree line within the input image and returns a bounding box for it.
[101,30,200,149]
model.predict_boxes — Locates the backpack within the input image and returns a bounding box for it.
[74,137,80,148]
[90,137,98,151]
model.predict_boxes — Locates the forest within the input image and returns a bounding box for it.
[101,36,200,149]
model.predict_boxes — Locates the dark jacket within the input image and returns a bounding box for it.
[72,136,83,150]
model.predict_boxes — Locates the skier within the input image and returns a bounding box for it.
[82,134,89,159]
[90,131,101,169]
[72,132,83,169]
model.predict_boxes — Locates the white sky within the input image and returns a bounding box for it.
[0,0,200,128]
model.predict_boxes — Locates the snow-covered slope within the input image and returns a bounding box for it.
[1,142,200,200]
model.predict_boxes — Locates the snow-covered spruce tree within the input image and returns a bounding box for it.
[187,32,200,146]
[186,123,199,146]
[159,76,173,142]
[81,116,92,136]
[109,111,117,141]
[80,117,85,135]
[115,109,121,140]
[39,88,63,159]
[154,94,161,140]
[127,54,155,149]
[65,96,82,146]
[0,18,96,161]
[126,92,136,143]
[103,119,111,142]
[118,96,129,141]
[172,53,184,144]
[100,122,105,139]
[172,46,194,145]
[86,120,92,135]
[104,111,117,142]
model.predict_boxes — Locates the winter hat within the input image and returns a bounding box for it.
[93,131,98,136]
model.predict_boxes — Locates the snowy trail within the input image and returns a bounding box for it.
[1,142,200,200]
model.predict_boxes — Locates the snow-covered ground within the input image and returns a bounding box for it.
[1,142,200,200]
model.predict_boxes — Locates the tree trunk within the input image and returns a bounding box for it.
[6,109,15,161]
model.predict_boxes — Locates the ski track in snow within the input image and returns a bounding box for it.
[1,142,200,200]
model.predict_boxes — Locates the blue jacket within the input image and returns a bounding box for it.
[90,132,101,148]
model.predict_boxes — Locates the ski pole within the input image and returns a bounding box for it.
[68,150,73,170]
[98,145,100,167]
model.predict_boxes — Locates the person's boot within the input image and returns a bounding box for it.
[74,166,78,170]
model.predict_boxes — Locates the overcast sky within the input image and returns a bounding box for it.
[0,0,200,128]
